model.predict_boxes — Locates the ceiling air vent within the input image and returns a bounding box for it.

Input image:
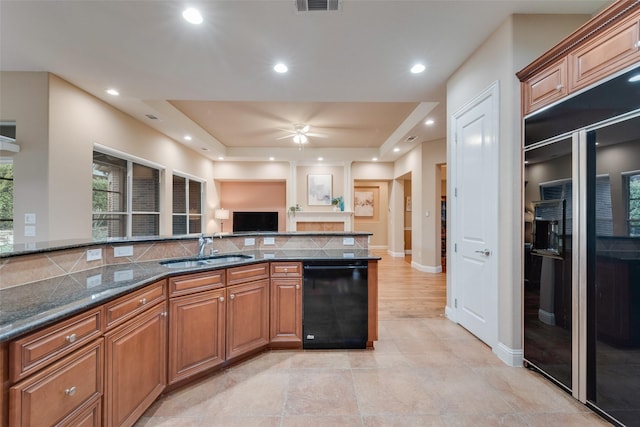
[145,114,159,120]
[406,136,417,143]
[296,0,340,12]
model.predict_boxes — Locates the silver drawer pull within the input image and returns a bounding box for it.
[65,334,77,343]
[556,84,563,91]
[139,297,147,305]
[65,386,77,396]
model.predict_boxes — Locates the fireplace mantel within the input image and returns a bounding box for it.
[290,210,353,231]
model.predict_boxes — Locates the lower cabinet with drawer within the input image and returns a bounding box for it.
[9,339,103,427]
[103,281,167,427]
[270,262,302,347]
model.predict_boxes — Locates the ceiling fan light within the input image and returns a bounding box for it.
[293,134,307,144]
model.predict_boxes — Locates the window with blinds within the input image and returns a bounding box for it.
[627,172,640,237]
[0,162,13,250]
[92,151,160,239]
[540,176,612,237]
[172,174,203,235]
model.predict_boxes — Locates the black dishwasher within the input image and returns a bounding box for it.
[303,260,368,349]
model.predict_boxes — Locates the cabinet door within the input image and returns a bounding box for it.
[270,278,302,346]
[9,339,103,427]
[104,302,167,427]
[168,289,225,384]
[569,13,640,91]
[226,280,269,360]
[523,58,567,115]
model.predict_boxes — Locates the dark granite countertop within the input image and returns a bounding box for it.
[0,249,379,342]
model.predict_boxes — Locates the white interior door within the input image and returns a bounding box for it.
[451,83,499,347]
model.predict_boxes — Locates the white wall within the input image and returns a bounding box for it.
[0,72,50,244]
[446,14,591,361]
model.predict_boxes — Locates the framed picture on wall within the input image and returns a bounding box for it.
[308,174,332,205]
[354,191,374,217]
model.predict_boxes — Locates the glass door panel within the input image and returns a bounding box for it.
[524,137,574,390]
[587,114,640,426]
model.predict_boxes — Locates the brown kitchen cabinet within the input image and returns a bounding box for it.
[270,262,302,347]
[522,58,567,115]
[103,283,167,427]
[225,270,269,360]
[9,339,103,427]
[168,288,226,385]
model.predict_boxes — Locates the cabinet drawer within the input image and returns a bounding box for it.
[10,307,103,383]
[270,262,302,277]
[10,339,103,427]
[104,280,166,330]
[523,58,567,115]
[168,269,225,297]
[569,14,640,91]
[226,262,269,286]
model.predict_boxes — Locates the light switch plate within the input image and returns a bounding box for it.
[86,248,102,261]
[244,238,255,246]
[113,245,133,257]
[24,225,36,237]
[24,213,36,225]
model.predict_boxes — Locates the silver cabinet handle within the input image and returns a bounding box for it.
[160,312,168,317]
[65,386,77,396]
[139,297,147,305]
[556,84,563,91]
[65,333,77,343]
[230,294,235,300]
[296,284,300,289]
[475,249,491,256]
[219,296,225,302]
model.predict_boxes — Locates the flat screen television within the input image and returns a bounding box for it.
[232,211,278,232]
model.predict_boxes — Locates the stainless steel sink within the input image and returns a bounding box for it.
[160,254,253,268]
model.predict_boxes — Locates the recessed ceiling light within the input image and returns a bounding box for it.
[425,119,435,126]
[410,63,426,74]
[318,157,323,161]
[218,156,224,160]
[182,8,203,25]
[269,157,275,161]
[106,88,119,96]
[372,157,378,161]
[184,135,192,141]
[200,147,209,151]
[393,147,400,152]
[274,63,288,73]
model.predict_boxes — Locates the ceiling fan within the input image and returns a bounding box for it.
[276,124,327,145]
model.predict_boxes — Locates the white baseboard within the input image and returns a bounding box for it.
[538,309,556,326]
[494,342,523,367]
[411,261,442,273]
[369,245,388,250]
[445,305,457,323]
[388,250,405,257]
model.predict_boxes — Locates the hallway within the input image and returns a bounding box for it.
[136,252,610,426]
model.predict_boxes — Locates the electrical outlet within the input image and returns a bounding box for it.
[113,245,133,257]
[343,252,355,258]
[86,248,102,262]
[263,253,275,259]
[244,238,255,246]
[24,225,36,237]
[343,237,355,246]
[263,237,275,245]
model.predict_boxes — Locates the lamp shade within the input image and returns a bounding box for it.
[214,208,230,220]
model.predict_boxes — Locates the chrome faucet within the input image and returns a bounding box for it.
[198,235,213,257]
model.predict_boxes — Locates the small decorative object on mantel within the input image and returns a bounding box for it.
[288,204,302,216]
[332,196,344,211]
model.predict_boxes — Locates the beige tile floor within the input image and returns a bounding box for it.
[136,254,612,426]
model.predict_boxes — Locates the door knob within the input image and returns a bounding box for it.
[475,249,491,256]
